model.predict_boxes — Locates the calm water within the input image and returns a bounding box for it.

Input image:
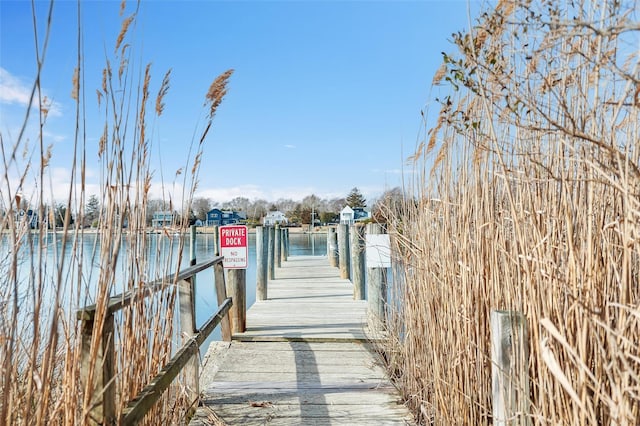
[1,230,327,350]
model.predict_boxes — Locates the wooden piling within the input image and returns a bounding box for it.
[491,310,529,425]
[275,224,282,268]
[184,226,199,405]
[212,225,220,256]
[227,269,247,334]
[284,228,290,259]
[214,262,232,341]
[350,224,365,300]
[189,225,197,266]
[337,223,350,280]
[256,226,268,301]
[268,226,275,279]
[80,314,116,425]
[178,276,199,407]
[327,227,339,267]
[366,223,387,324]
[281,227,288,261]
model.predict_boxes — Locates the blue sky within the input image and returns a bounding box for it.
[1,0,481,205]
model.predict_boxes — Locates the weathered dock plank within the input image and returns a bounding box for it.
[192,256,413,425]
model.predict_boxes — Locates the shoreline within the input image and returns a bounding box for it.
[3,225,330,235]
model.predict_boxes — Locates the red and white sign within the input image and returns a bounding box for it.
[219,225,248,269]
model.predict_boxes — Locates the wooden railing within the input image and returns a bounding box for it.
[76,256,232,425]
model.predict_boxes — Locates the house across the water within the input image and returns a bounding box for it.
[206,208,247,226]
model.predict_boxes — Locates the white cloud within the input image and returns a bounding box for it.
[195,185,269,202]
[0,67,31,106]
[0,67,62,117]
[283,144,296,149]
[43,131,66,143]
[193,184,373,203]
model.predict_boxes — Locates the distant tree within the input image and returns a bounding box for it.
[85,194,100,227]
[275,198,297,215]
[249,199,269,221]
[300,207,313,225]
[269,204,278,212]
[320,211,338,224]
[346,187,366,208]
[54,203,74,228]
[302,194,320,209]
[223,197,251,212]
[372,187,404,223]
[327,197,346,213]
[192,197,211,221]
[289,204,303,224]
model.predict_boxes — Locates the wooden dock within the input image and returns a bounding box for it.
[190,255,414,425]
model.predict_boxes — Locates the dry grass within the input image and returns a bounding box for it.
[379,1,640,425]
[0,3,232,424]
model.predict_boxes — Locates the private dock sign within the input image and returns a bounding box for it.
[219,225,248,269]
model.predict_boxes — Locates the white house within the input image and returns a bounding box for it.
[340,206,370,225]
[340,206,354,225]
[152,211,174,228]
[263,211,288,226]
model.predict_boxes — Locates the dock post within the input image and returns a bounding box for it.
[275,224,282,268]
[327,227,339,267]
[256,226,268,300]
[182,226,199,394]
[350,224,365,300]
[366,223,388,324]
[491,310,529,425]
[281,227,288,261]
[214,262,232,341]
[178,275,199,407]
[227,269,247,334]
[190,225,197,266]
[268,226,275,279]
[338,223,351,280]
[212,225,220,256]
[79,313,116,425]
[286,228,290,258]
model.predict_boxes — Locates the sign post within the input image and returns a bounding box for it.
[218,225,248,333]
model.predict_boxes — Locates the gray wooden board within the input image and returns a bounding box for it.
[234,256,373,342]
[192,256,414,425]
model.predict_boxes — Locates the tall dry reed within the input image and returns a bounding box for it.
[0,2,232,424]
[380,1,639,424]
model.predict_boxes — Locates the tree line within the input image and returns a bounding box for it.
[3,187,404,228]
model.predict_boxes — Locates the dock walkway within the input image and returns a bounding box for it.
[190,255,413,425]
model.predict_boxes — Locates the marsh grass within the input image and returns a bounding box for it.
[380,1,639,424]
[0,2,232,424]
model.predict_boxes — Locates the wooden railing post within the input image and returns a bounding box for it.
[80,313,116,425]
[256,226,268,301]
[178,276,198,409]
[350,224,365,300]
[275,224,282,268]
[227,269,246,334]
[366,223,388,324]
[214,262,232,341]
[337,223,351,280]
[491,310,529,425]
[268,226,275,280]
